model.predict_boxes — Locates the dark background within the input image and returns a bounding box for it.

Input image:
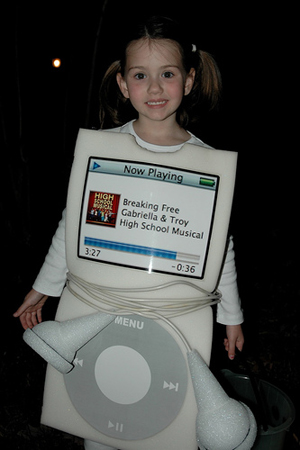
[1,1,298,449]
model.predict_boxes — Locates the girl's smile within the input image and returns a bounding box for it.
[146,100,168,106]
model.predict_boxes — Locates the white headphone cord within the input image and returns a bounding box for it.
[66,272,221,352]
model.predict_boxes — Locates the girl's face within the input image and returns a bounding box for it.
[117,39,195,126]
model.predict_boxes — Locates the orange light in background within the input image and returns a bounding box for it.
[52,58,61,68]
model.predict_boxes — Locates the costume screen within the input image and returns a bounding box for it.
[78,157,219,279]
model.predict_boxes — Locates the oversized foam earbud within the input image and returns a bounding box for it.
[23,312,115,374]
[187,350,257,450]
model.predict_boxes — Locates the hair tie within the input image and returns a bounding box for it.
[191,44,197,53]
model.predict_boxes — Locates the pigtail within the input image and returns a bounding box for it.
[197,50,222,110]
[178,48,222,128]
[99,61,122,129]
[99,60,137,129]
[186,49,222,117]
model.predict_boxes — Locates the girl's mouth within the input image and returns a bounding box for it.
[146,100,168,106]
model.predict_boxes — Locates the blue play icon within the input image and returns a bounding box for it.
[93,162,101,170]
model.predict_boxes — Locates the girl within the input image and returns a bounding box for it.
[14,15,244,450]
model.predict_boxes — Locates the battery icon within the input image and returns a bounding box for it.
[199,177,215,187]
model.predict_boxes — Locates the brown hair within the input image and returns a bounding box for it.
[99,16,222,129]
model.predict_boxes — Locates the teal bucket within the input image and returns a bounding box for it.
[221,370,295,450]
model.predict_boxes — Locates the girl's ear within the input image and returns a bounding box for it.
[184,68,196,96]
[116,73,130,99]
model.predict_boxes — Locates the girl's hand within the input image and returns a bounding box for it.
[224,324,244,360]
[13,289,48,330]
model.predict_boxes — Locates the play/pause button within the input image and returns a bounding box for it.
[108,421,124,433]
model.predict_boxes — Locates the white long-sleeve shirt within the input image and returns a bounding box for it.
[33,121,244,326]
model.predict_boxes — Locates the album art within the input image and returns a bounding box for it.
[86,191,120,227]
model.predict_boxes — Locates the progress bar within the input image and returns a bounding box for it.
[84,237,199,263]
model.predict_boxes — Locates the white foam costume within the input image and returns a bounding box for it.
[27,122,250,450]
[33,121,243,326]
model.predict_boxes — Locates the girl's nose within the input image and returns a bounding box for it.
[147,78,163,94]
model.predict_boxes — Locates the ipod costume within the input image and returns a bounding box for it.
[33,121,243,326]
[23,124,256,450]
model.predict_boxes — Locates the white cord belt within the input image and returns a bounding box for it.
[66,272,221,352]
[66,272,221,320]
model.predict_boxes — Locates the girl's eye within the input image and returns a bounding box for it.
[162,71,174,78]
[134,73,146,80]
